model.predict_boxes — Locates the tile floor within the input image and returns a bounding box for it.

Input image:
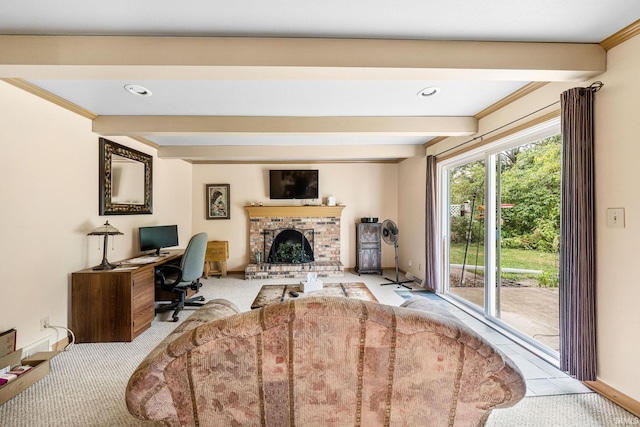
[396,290,592,397]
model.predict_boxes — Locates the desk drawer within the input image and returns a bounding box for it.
[132,269,154,338]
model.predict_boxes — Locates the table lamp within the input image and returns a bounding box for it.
[88,221,124,270]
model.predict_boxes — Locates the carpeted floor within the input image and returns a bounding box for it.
[1,273,637,426]
[486,393,640,427]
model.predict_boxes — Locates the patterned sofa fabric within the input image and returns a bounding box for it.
[127,296,526,427]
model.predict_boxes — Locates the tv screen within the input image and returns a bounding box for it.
[269,170,319,199]
[139,225,179,255]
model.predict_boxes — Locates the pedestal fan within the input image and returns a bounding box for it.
[380,219,413,289]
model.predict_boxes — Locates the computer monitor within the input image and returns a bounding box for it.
[139,225,179,256]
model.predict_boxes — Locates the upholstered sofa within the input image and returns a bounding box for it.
[126,296,525,426]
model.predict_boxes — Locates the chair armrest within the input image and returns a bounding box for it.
[155,264,183,288]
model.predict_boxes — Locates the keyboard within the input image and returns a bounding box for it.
[125,256,161,264]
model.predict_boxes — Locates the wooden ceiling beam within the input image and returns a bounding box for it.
[93,115,478,136]
[0,36,605,82]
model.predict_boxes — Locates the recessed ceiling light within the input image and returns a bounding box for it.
[124,84,152,97]
[417,87,441,98]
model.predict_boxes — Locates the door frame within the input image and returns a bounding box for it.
[437,117,561,361]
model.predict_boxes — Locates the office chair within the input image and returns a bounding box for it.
[155,232,208,322]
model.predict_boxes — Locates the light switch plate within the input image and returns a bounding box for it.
[607,208,625,228]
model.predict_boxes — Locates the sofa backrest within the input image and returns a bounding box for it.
[127,297,525,426]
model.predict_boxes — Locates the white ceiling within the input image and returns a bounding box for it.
[1,0,639,161]
[1,0,636,42]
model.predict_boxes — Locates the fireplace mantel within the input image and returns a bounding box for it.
[245,205,345,218]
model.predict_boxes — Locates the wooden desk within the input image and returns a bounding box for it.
[71,250,183,343]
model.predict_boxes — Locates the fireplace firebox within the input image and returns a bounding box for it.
[266,229,314,263]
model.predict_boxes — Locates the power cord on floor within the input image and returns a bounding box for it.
[44,324,76,352]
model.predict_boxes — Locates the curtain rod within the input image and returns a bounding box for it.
[436,81,604,158]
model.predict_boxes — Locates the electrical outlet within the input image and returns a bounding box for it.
[408,259,412,267]
[40,316,49,331]
[419,263,423,272]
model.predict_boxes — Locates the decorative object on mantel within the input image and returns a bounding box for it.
[99,138,152,215]
[87,221,123,270]
[206,184,230,220]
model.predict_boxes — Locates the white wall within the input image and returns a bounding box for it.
[590,35,640,401]
[423,35,640,401]
[0,81,192,351]
[398,156,426,280]
[192,163,399,270]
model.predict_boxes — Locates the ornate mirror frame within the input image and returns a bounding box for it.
[99,138,153,215]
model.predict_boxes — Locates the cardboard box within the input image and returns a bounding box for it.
[0,329,16,358]
[0,351,56,405]
[0,349,21,374]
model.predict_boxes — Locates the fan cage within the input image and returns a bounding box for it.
[381,220,399,245]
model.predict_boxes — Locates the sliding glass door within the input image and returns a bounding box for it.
[446,158,487,311]
[440,119,561,356]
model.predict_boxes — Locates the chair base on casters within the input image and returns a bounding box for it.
[156,294,205,322]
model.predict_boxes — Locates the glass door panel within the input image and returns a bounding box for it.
[447,159,486,311]
[492,136,561,351]
[441,123,561,356]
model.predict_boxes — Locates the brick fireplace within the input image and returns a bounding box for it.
[244,205,345,279]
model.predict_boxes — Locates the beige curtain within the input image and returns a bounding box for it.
[559,86,598,381]
[424,155,439,292]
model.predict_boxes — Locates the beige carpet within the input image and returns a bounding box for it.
[486,393,639,427]
[0,274,637,426]
[251,282,378,309]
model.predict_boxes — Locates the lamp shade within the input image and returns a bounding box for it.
[88,221,123,236]
[89,221,123,270]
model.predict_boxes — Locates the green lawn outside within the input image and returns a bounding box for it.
[450,243,558,272]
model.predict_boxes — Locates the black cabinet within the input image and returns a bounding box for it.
[355,222,383,275]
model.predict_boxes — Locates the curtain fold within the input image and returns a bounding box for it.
[424,155,439,292]
[559,87,597,381]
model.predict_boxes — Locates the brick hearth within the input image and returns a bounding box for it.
[244,206,345,280]
[245,261,344,279]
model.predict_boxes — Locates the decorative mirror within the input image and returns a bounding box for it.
[99,138,152,215]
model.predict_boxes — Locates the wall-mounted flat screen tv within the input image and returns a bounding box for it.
[269,170,319,199]
[139,225,179,255]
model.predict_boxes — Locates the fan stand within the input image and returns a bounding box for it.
[381,240,413,289]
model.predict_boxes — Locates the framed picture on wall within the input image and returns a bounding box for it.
[206,184,230,220]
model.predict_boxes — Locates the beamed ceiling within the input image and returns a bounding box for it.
[1,1,638,162]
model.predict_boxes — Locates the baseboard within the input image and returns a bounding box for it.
[584,380,640,417]
[206,270,244,276]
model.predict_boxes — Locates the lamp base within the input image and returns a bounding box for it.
[93,260,118,270]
